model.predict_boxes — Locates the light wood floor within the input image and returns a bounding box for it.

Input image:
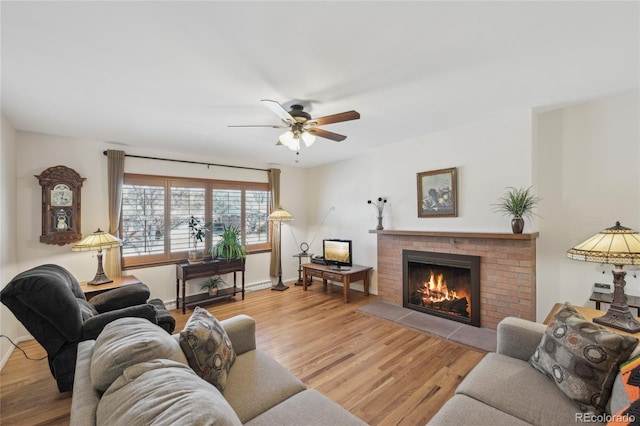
[0,281,486,425]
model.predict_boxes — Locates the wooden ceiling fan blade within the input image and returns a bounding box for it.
[308,128,347,142]
[261,99,296,125]
[310,110,360,126]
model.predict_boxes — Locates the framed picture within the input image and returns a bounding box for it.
[417,167,458,217]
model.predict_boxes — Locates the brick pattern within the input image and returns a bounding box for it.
[376,233,537,330]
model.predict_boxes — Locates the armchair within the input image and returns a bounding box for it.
[1,264,175,392]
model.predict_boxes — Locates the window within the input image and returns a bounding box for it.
[122,174,271,268]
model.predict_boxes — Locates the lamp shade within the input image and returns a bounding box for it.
[268,208,294,222]
[301,131,316,147]
[72,228,122,252]
[566,222,640,265]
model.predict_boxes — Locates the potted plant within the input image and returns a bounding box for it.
[211,224,247,261]
[188,216,207,263]
[201,276,224,296]
[492,186,541,234]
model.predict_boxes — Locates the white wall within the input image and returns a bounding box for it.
[306,107,536,295]
[1,113,18,368]
[11,133,305,314]
[306,90,639,322]
[535,90,640,320]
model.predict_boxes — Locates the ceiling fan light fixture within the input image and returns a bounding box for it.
[288,134,301,151]
[301,131,316,147]
[279,130,295,148]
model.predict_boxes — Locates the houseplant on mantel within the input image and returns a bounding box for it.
[211,224,247,261]
[201,276,224,297]
[492,186,541,234]
[188,216,207,263]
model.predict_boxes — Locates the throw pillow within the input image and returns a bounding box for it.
[607,354,640,425]
[91,317,188,391]
[530,302,639,414]
[97,359,242,426]
[180,306,236,392]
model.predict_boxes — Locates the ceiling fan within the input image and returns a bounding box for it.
[230,100,360,151]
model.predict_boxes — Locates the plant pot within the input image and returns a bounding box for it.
[511,217,524,234]
[188,249,204,264]
[208,288,218,297]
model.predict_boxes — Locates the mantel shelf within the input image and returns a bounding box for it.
[369,229,539,240]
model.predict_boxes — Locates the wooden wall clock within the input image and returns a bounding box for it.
[35,165,86,246]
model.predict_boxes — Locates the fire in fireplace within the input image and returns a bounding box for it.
[403,250,480,327]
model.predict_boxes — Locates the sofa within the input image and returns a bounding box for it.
[429,306,640,426]
[70,308,366,425]
[1,264,175,392]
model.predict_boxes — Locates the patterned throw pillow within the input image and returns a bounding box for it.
[530,302,639,414]
[179,306,237,392]
[608,354,640,425]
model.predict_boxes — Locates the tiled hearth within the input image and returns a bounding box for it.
[371,229,538,330]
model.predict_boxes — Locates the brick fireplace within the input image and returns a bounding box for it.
[372,230,538,329]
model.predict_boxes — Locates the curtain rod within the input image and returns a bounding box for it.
[102,151,269,172]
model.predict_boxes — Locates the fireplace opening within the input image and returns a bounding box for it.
[403,250,480,327]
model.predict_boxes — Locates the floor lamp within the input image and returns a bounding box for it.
[567,221,640,333]
[268,208,294,291]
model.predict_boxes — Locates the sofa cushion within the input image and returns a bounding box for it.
[97,359,242,426]
[530,302,638,414]
[224,349,306,423]
[245,389,366,426]
[458,353,593,426]
[428,394,532,426]
[91,317,187,391]
[179,306,237,392]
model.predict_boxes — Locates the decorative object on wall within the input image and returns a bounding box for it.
[367,197,388,230]
[72,228,123,285]
[268,208,294,291]
[417,167,457,218]
[188,216,207,264]
[35,165,86,245]
[567,221,640,333]
[492,186,540,234]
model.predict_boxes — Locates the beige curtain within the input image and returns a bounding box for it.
[268,168,281,277]
[105,149,125,278]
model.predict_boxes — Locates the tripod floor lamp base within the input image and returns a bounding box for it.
[271,279,289,291]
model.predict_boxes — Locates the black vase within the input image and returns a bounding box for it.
[511,217,524,234]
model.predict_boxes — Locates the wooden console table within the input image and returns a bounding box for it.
[80,275,143,301]
[176,258,245,314]
[302,263,372,303]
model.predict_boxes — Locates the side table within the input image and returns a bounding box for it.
[80,275,143,301]
[544,303,640,337]
[293,252,313,286]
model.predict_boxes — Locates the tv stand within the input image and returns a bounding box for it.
[301,263,372,303]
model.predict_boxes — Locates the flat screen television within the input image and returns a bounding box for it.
[322,239,352,270]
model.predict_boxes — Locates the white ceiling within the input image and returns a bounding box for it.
[1,1,638,168]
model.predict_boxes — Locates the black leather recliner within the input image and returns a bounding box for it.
[1,264,175,392]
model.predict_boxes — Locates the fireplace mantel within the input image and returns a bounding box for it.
[369,229,539,240]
